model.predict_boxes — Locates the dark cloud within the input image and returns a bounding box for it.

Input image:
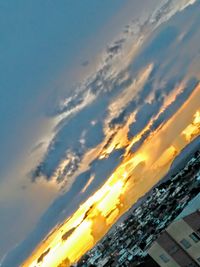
[31,97,106,182]
[106,38,125,57]
[31,36,141,184]
[151,78,198,131]
[83,121,104,148]
[129,100,164,138]
[108,68,156,129]
[32,10,185,185]
[37,248,50,264]
[129,78,199,153]
[61,228,75,241]
[32,0,200,186]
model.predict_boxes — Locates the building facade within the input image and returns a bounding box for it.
[148,210,200,267]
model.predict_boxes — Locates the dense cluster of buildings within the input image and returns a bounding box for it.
[74,151,200,267]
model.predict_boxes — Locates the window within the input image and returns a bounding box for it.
[159,253,170,263]
[168,245,179,255]
[180,238,191,249]
[189,232,200,243]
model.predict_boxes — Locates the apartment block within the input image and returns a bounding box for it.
[148,210,200,267]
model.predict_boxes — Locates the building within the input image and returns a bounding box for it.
[148,210,200,267]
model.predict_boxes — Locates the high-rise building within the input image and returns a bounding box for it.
[148,210,200,267]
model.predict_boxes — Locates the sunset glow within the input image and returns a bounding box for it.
[22,83,200,267]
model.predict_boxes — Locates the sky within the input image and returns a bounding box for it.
[0,0,200,266]
[0,0,130,259]
[0,0,161,261]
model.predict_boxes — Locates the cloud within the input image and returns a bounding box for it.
[32,0,200,191]
[30,0,200,188]
[21,80,200,266]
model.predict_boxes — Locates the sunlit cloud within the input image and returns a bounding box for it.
[22,81,200,267]
[81,174,95,194]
